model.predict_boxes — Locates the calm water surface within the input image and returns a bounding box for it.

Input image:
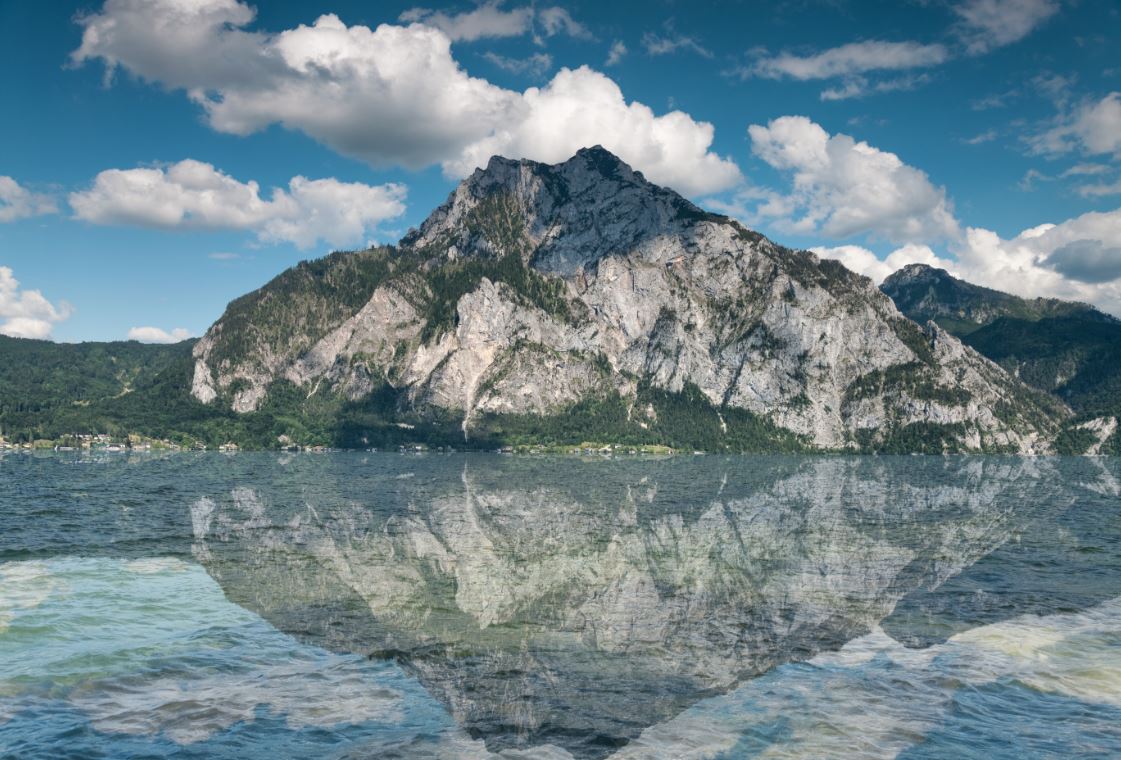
[2,452,1120,758]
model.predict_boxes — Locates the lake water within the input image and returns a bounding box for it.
[2,452,1120,759]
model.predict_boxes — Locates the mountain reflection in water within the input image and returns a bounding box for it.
[188,454,1121,758]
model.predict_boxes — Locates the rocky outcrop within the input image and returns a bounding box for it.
[190,147,1066,451]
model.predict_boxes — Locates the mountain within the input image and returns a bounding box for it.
[181,146,1064,453]
[882,264,1121,454]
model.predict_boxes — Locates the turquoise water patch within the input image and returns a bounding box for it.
[899,683,1121,759]
[613,599,1121,759]
[0,557,475,758]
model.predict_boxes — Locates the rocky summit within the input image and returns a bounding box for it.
[187,146,1065,453]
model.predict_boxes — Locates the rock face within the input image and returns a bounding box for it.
[191,147,1066,452]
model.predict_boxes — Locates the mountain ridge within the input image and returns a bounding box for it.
[881,263,1121,454]
[882,263,1113,334]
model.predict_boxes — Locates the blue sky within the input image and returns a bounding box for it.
[2,0,1120,342]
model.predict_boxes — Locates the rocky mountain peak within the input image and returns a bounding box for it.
[471,145,646,198]
[401,146,725,275]
[882,263,947,288]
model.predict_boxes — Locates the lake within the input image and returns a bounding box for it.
[2,452,1120,758]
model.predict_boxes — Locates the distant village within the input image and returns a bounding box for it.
[0,429,684,457]
[0,430,233,453]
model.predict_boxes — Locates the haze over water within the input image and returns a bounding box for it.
[2,452,1121,758]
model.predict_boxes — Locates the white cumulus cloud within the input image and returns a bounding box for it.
[742,116,959,243]
[127,326,193,343]
[949,214,1121,314]
[0,267,72,340]
[71,0,739,196]
[812,243,954,285]
[444,66,742,194]
[69,160,407,249]
[0,176,58,223]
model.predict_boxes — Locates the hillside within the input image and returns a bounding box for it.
[0,336,192,443]
[2,150,1080,453]
[882,264,1121,454]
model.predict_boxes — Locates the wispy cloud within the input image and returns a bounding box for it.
[971,90,1018,110]
[1063,163,1112,177]
[964,129,999,145]
[642,24,712,58]
[0,176,58,223]
[1032,72,1078,107]
[1076,177,1121,197]
[483,51,552,76]
[399,2,532,41]
[1018,163,1119,195]
[733,2,1058,102]
[820,73,932,101]
[535,7,592,41]
[605,40,627,66]
[953,0,1060,55]
[399,3,592,42]
[746,40,948,81]
[1018,168,1051,191]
